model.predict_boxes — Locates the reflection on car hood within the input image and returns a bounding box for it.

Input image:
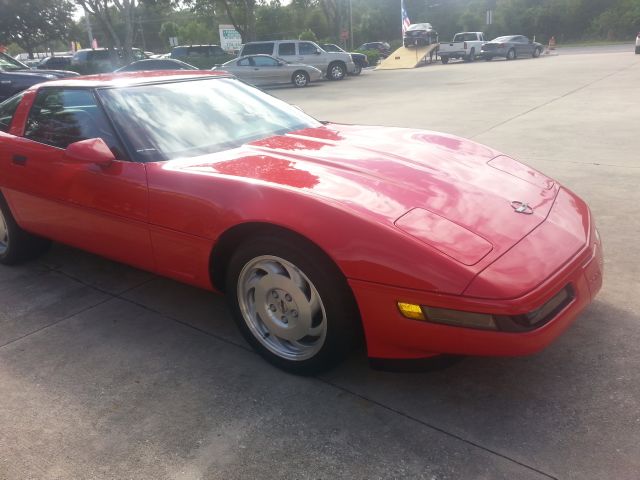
[172,124,559,258]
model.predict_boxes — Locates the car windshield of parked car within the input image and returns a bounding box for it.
[0,53,27,71]
[407,23,431,31]
[98,77,321,162]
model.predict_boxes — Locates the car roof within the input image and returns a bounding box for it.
[29,71,231,90]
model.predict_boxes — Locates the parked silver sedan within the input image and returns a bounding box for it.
[213,55,322,87]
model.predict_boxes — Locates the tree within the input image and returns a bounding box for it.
[76,0,137,62]
[216,0,259,42]
[0,0,75,58]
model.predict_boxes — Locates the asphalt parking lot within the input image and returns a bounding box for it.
[1,47,639,479]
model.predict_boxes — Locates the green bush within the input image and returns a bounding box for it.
[354,49,380,66]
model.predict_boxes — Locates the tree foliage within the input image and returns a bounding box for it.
[0,0,75,57]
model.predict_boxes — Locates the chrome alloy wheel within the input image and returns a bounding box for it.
[293,72,308,87]
[237,255,327,361]
[0,208,8,255]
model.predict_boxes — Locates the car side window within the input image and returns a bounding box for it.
[253,56,278,67]
[298,42,317,55]
[23,88,126,159]
[237,58,251,66]
[0,93,24,133]
[243,43,274,55]
[278,43,295,56]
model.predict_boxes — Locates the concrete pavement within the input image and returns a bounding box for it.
[1,47,639,479]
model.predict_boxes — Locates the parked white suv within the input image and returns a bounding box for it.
[240,40,356,80]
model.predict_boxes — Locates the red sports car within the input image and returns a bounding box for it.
[0,72,603,374]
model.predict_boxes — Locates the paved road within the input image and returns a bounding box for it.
[1,50,639,479]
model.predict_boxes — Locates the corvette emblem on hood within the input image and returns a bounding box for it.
[511,201,534,215]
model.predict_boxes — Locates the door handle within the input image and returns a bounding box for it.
[12,154,27,165]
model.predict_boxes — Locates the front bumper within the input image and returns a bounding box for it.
[350,200,603,360]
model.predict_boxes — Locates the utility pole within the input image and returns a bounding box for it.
[83,6,93,47]
[349,0,353,50]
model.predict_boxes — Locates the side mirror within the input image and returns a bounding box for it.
[64,138,115,167]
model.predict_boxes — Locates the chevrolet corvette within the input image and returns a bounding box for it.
[0,72,603,374]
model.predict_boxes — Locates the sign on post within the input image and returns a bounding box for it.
[219,24,242,53]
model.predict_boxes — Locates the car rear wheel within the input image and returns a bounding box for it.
[292,70,309,87]
[226,235,360,375]
[441,56,449,64]
[328,62,346,81]
[533,47,542,58]
[468,48,476,62]
[507,48,516,60]
[0,195,50,265]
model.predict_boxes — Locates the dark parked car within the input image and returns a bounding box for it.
[321,44,369,75]
[37,55,72,70]
[169,45,234,69]
[481,35,544,61]
[116,58,198,72]
[71,48,147,73]
[403,23,438,47]
[0,52,78,102]
[357,42,391,58]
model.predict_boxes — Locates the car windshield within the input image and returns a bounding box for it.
[0,53,28,71]
[323,44,343,53]
[492,36,514,43]
[407,23,431,31]
[98,77,321,162]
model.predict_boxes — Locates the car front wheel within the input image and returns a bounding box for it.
[0,195,50,265]
[328,62,346,81]
[533,47,542,58]
[226,235,360,375]
[507,48,516,60]
[292,71,309,87]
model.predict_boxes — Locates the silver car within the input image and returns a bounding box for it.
[214,55,322,88]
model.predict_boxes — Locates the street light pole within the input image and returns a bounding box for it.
[349,0,353,50]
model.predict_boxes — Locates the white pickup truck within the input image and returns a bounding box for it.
[438,32,486,63]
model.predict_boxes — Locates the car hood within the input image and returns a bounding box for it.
[174,124,559,263]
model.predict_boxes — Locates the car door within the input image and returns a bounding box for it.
[250,56,283,85]
[297,41,326,72]
[227,57,256,84]
[276,42,297,65]
[515,36,531,56]
[1,87,154,270]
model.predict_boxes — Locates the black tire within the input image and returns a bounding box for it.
[291,70,309,88]
[441,56,449,64]
[506,48,516,60]
[468,48,476,62]
[635,46,640,54]
[533,47,542,58]
[0,194,51,265]
[327,61,346,81]
[350,63,362,76]
[225,234,360,375]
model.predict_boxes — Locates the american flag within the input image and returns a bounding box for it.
[401,0,411,36]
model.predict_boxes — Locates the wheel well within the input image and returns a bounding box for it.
[210,222,341,293]
[292,70,308,79]
[328,60,346,71]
